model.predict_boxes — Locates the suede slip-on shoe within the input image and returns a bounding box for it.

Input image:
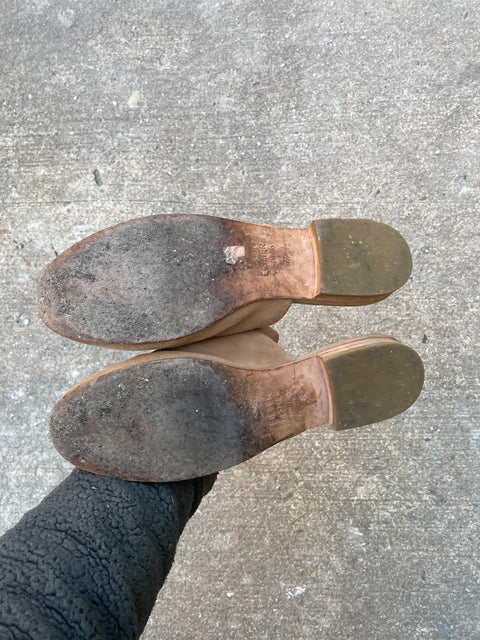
[38,215,412,350]
[50,331,424,482]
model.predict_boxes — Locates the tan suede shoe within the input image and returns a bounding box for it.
[50,330,424,482]
[38,215,412,350]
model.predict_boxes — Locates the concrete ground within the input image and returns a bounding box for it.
[0,1,479,638]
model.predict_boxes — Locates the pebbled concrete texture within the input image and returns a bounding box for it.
[0,1,478,638]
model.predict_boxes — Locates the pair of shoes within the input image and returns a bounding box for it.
[38,215,424,482]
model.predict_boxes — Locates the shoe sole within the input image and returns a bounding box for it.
[38,215,412,349]
[50,336,424,482]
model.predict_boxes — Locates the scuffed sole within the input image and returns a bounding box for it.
[38,215,412,349]
[50,336,424,481]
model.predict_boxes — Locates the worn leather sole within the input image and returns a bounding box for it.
[38,215,412,349]
[50,336,424,482]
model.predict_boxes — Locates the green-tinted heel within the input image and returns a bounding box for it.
[305,218,412,303]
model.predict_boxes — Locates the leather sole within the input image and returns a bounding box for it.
[38,215,412,349]
[50,336,424,481]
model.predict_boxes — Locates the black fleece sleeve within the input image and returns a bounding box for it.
[0,469,215,640]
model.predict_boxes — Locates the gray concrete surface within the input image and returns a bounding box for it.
[0,1,479,638]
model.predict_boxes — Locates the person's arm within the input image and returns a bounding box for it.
[0,469,215,640]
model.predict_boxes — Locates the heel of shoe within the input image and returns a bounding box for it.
[319,339,424,430]
[308,219,412,298]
